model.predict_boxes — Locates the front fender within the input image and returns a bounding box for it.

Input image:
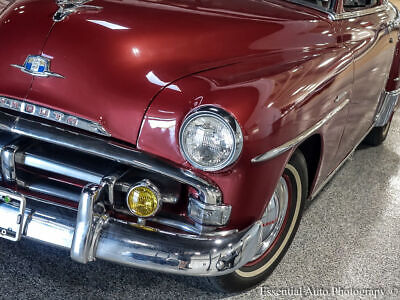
[138,46,352,229]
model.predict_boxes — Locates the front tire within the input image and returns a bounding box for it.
[205,150,308,293]
[364,119,391,146]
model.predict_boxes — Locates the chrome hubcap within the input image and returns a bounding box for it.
[251,176,289,261]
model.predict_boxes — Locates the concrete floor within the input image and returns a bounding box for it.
[1,115,400,300]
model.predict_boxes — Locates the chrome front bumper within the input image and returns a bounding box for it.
[0,187,262,276]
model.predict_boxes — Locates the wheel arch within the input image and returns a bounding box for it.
[295,134,323,198]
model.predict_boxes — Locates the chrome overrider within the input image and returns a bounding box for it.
[0,187,263,275]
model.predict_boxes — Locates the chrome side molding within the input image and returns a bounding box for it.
[253,87,398,164]
[252,99,350,163]
[375,89,400,127]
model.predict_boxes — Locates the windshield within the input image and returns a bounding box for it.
[287,0,336,12]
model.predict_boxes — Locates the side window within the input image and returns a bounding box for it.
[302,0,333,11]
[343,0,380,11]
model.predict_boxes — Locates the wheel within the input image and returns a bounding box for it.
[364,121,392,146]
[363,120,391,146]
[205,150,308,293]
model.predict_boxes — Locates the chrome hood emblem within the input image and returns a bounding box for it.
[11,55,64,78]
[53,0,102,22]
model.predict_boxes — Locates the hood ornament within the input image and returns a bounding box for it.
[11,55,64,78]
[53,0,102,22]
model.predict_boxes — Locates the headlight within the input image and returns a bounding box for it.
[179,106,243,171]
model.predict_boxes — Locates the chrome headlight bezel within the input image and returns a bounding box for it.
[179,106,243,172]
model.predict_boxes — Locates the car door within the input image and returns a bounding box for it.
[336,0,397,158]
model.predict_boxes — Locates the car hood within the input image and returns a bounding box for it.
[0,0,55,99]
[1,0,319,144]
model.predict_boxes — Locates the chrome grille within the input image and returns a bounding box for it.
[0,129,203,234]
[1,133,125,205]
[16,151,104,184]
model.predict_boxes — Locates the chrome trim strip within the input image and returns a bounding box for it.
[0,196,262,276]
[0,111,222,205]
[0,96,110,137]
[333,2,388,20]
[15,152,104,184]
[252,99,350,163]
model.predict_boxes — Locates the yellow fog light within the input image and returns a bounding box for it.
[126,181,161,218]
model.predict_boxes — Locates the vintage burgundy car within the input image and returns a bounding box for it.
[0,0,399,292]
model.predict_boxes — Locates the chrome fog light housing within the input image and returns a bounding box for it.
[179,106,243,172]
[126,180,161,218]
